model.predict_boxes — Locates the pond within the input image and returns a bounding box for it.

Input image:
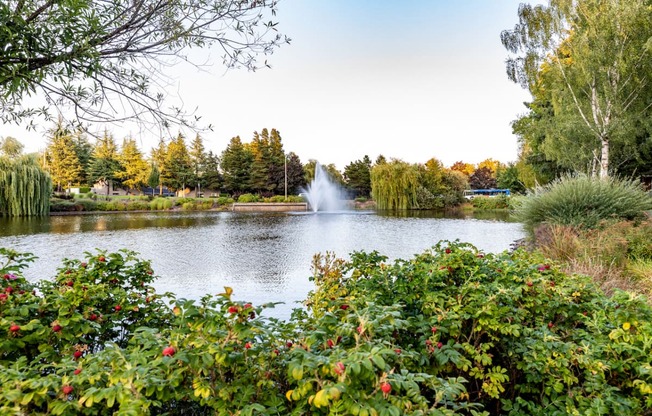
[0,210,524,319]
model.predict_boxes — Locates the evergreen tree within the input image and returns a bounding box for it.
[165,133,193,193]
[147,164,160,196]
[72,131,93,186]
[220,136,253,195]
[203,151,222,192]
[150,139,168,195]
[189,134,207,195]
[343,155,372,198]
[88,130,122,195]
[116,138,149,192]
[286,152,305,195]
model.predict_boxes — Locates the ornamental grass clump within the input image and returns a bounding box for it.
[516,175,652,233]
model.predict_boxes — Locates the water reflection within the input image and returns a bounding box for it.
[0,211,524,319]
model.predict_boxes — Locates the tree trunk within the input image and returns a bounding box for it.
[600,135,609,179]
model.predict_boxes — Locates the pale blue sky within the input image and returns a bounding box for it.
[7,0,538,170]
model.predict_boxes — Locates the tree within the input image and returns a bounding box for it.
[72,132,93,186]
[0,0,289,128]
[220,136,253,195]
[164,134,192,193]
[469,167,497,190]
[477,158,504,177]
[150,139,168,195]
[189,134,207,195]
[449,161,475,177]
[202,151,222,192]
[0,155,51,217]
[496,163,526,194]
[116,138,149,192]
[0,136,24,157]
[147,164,160,196]
[502,1,652,178]
[285,152,305,195]
[44,121,83,191]
[370,160,419,210]
[343,156,372,198]
[88,131,122,195]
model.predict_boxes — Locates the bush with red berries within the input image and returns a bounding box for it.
[1,243,652,415]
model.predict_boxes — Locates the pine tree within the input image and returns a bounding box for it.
[116,138,149,192]
[45,121,83,192]
[88,130,122,195]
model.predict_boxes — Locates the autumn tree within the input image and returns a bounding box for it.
[0,0,288,129]
[502,1,652,178]
[469,167,497,190]
[44,121,83,191]
[449,161,475,177]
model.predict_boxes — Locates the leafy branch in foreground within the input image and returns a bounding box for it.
[0,0,290,130]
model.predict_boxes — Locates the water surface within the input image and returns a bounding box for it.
[0,211,524,318]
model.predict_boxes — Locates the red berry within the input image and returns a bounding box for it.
[62,385,74,395]
[114,305,122,312]
[66,280,74,287]
[425,340,432,346]
[228,306,239,314]
[548,322,554,329]
[431,326,437,333]
[9,324,20,332]
[244,303,252,310]
[437,342,443,349]
[445,248,451,254]
[327,339,334,348]
[381,382,392,394]
[357,326,363,334]
[244,342,252,349]
[98,256,106,262]
[73,351,83,359]
[526,281,533,287]
[162,346,176,357]
[340,304,349,310]
[286,342,293,348]
[0,293,7,301]
[73,368,82,375]
[89,314,98,321]
[5,286,14,294]
[52,324,62,332]
[334,362,345,375]
[394,348,401,354]
[80,262,87,268]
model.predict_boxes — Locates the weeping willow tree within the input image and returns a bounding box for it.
[370,160,419,210]
[0,155,52,217]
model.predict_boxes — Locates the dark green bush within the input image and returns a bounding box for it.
[49,199,79,212]
[516,175,652,233]
[75,198,98,211]
[216,196,234,206]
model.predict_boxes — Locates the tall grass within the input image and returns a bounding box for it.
[534,221,652,299]
[517,175,652,233]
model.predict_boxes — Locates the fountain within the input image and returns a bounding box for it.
[301,163,347,212]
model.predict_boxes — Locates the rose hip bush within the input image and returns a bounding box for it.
[1,243,652,415]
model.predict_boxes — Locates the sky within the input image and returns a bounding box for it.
[3,0,538,170]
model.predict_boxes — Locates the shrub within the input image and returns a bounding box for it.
[516,175,652,233]
[470,195,509,210]
[237,193,259,203]
[79,186,91,194]
[75,198,98,211]
[150,198,173,211]
[266,195,286,203]
[49,199,79,212]
[2,244,652,415]
[125,201,150,211]
[216,196,235,206]
[181,201,195,210]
